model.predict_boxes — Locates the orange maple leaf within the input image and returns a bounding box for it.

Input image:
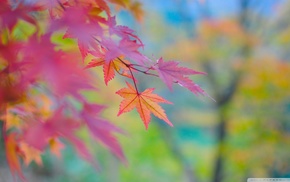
[116,82,173,129]
[19,142,43,166]
[5,134,25,180]
[86,56,130,85]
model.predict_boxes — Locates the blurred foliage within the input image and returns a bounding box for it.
[6,1,290,182]
[156,1,290,182]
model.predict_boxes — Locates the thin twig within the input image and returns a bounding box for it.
[128,67,139,94]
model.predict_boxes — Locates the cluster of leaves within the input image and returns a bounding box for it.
[0,0,206,180]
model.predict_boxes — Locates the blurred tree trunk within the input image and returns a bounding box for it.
[210,1,250,182]
[157,124,197,182]
[206,62,240,182]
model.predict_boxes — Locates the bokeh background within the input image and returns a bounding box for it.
[2,0,290,181]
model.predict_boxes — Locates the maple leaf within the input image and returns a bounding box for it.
[0,1,38,30]
[23,35,96,99]
[116,82,173,129]
[154,57,207,95]
[19,142,43,166]
[81,103,125,162]
[22,107,98,168]
[118,38,149,66]
[49,138,64,158]
[103,58,124,84]
[97,37,149,66]
[89,57,116,85]
[86,54,130,85]
[177,77,207,96]
[95,0,111,15]
[5,134,25,181]
[50,7,103,60]
[0,41,30,105]
[107,16,144,46]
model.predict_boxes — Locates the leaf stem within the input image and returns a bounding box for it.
[116,58,158,77]
[128,66,139,94]
[130,66,158,77]
[91,37,159,92]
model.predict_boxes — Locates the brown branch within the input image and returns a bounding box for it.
[216,73,241,107]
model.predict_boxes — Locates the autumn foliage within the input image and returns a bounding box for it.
[0,0,206,180]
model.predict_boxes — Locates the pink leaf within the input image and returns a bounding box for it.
[155,57,206,95]
[81,103,126,162]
